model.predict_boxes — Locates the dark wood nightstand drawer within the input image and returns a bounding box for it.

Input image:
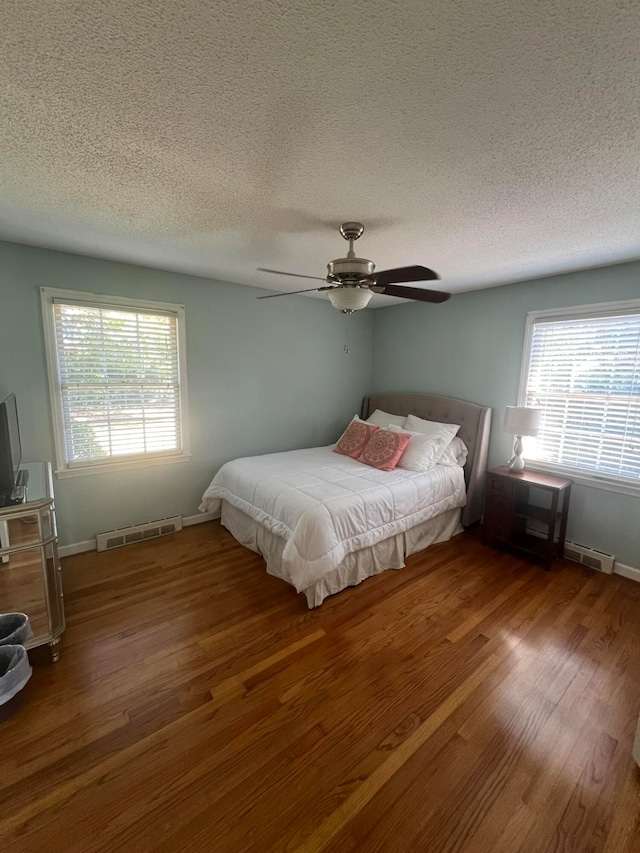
[484,493,513,540]
[485,493,513,518]
[487,474,516,498]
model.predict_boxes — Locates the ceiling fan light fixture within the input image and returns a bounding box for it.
[256,222,449,307]
[327,287,373,313]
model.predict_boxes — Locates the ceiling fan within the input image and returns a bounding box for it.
[256,222,450,312]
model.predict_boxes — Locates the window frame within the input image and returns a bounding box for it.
[518,297,640,497]
[41,287,191,478]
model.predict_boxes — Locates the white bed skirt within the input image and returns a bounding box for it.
[220,502,464,608]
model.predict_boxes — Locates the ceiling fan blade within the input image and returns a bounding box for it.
[257,267,328,282]
[370,283,451,303]
[374,265,439,286]
[257,285,334,299]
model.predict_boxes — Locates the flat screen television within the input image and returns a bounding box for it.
[0,394,24,505]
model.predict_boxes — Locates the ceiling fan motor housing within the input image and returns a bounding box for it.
[327,256,375,284]
[256,220,448,309]
[328,221,375,284]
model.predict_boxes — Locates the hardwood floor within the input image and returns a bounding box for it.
[1,522,639,852]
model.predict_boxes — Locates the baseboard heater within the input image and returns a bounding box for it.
[96,516,183,552]
[563,540,615,574]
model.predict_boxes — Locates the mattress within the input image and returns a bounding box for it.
[200,445,466,594]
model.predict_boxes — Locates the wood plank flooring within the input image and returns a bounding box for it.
[1,521,639,852]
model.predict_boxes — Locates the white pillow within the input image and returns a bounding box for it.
[403,414,459,443]
[388,425,445,471]
[438,437,468,467]
[366,409,407,429]
[402,414,460,466]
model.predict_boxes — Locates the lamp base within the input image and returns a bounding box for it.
[507,435,525,473]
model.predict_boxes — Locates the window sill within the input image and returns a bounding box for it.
[524,461,640,499]
[55,453,192,479]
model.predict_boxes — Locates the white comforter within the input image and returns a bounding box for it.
[199,446,466,593]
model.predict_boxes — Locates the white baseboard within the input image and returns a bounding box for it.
[183,510,220,526]
[58,510,220,557]
[59,539,96,557]
[613,562,640,583]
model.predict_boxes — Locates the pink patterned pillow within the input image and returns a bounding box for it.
[333,420,379,459]
[359,428,411,471]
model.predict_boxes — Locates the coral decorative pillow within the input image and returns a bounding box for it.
[334,420,378,459]
[358,428,411,471]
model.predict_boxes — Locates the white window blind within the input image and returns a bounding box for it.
[50,298,186,469]
[523,309,640,483]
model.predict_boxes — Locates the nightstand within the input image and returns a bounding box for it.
[483,466,572,570]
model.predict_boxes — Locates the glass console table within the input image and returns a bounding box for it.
[0,461,65,661]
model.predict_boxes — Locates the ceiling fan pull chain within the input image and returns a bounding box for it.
[344,313,351,354]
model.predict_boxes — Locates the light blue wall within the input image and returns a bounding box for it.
[372,262,640,568]
[3,238,639,567]
[0,241,373,545]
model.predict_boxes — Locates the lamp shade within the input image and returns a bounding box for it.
[503,406,542,436]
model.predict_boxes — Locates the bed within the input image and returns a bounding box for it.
[200,393,491,607]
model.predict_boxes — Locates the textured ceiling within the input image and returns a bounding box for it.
[1,0,639,307]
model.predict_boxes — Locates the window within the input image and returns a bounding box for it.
[41,288,190,476]
[519,299,640,493]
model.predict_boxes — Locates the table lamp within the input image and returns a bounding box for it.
[504,406,542,473]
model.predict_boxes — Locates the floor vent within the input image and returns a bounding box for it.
[96,516,183,552]
[564,540,615,574]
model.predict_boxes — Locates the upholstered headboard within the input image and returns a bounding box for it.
[361,393,492,527]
